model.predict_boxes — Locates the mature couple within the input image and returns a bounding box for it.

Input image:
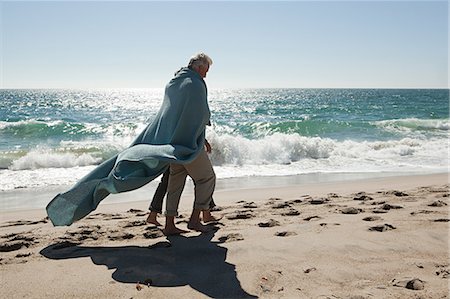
[46,53,219,233]
[144,53,219,235]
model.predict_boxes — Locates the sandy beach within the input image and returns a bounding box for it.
[0,173,448,298]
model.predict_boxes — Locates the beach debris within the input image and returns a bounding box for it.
[368,224,396,232]
[327,193,340,198]
[341,207,362,214]
[218,233,244,243]
[362,216,382,221]
[258,219,280,227]
[15,252,32,258]
[281,209,300,216]
[428,200,447,207]
[275,231,297,237]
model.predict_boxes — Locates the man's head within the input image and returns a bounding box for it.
[188,52,213,78]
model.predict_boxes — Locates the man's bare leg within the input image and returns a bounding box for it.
[163,216,188,236]
[146,211,162,226]
[202,209,223,223]
[188,209,212,232]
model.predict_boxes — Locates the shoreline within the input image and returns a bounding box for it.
[0,172,448,221]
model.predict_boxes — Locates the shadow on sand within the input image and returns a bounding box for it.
[40,230,257,298]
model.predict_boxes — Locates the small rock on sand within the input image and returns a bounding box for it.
[226,211,254,220]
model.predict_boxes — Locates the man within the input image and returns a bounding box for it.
[160,53,217,235]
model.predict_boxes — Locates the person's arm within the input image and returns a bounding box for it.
[205,139,212,154]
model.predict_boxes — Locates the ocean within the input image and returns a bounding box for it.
[0,88,448,192]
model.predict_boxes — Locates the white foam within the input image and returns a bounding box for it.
[10,151,102,170]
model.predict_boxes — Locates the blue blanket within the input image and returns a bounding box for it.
[46,68,210,226]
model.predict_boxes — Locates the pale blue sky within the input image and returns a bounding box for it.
[1,1,448,89]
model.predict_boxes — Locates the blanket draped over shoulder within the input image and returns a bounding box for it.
[46,68,210,226]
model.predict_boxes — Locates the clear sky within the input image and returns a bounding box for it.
[1,0,448,89]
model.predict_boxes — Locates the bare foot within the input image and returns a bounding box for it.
[162,226,189,236]
[146,212,162,226]
[202,214,223,223]
[202,210,223,223]
[188,221,212,232]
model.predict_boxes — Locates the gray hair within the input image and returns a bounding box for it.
[188,52,213,69]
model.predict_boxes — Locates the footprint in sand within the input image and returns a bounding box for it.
[143,227,164,239]
[226,211,254,220]
[121,220,147,228]
[281,209,300,216]
[243,202,258,209]
[258,219,280,227]
[309,198,328,205]
[0,241,32,252]
[353,192,374,201]
[341,207,362,214]
[362,216,382,221]
[386,190,409,197]
[218,233,244,243]
[380,203,403,210]
[275,231,297,237]
[428,200,447,207]
[392,278,425,290]
[368,224,396,232]
[0,218,48,228]
[108,232,135,241]
[433,218,450,222]
[127,209,147,217]
[303,215,321,221]
[271,202,291,209]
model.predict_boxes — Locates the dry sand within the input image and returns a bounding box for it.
[0,173,449,298]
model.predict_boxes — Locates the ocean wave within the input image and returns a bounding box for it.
[0,119,145,139]
[373,118,450,132]
[9,151,102,170]
[207,130,448,167]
